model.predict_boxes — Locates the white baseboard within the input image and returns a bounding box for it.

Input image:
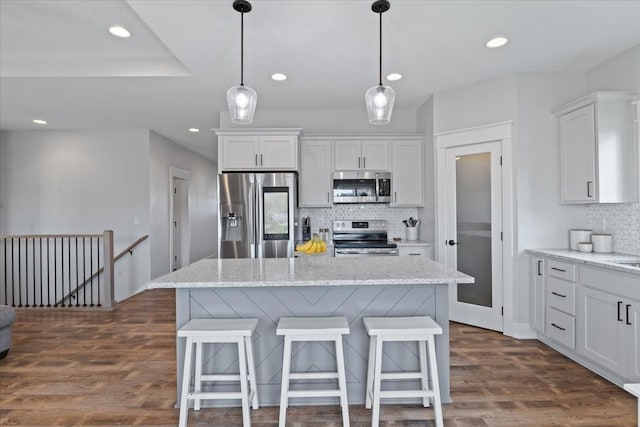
[506,322,537,339]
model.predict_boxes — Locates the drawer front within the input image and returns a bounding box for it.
[547,276,576,315]
[398,246,432,258]
[546,307,575,349]
[547,259,576,282]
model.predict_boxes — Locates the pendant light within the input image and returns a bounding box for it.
[227,0,257,124]
[365,0,395,125]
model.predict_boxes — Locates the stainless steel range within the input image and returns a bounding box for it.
[332,220,398,257]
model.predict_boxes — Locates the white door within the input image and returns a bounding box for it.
[443,141,503,331]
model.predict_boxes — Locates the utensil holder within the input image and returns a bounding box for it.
[406,227,418,241]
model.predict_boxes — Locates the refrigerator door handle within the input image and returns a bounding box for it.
[248,176,256,258]
[255,177,263,259]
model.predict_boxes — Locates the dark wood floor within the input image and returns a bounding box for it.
[0,289,636,426]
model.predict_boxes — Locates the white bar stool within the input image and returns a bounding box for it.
[178,318,259,427]
[364,316,443,427]
[624,383,640,427]
[276,316,350,427]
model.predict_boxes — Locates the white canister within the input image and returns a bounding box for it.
[591,234,613,253]
[569,229,592,250]
[406,227,418,241]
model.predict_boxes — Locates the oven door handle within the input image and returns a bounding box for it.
[335,248,399,256]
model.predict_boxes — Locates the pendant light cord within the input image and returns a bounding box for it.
[378,11,382,86]
[240,11,244,86]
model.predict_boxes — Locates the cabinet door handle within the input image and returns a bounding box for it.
[255,154,258,166]
[551,291,566,298]
[363,157,366,169]
[260,154,263,166]
[394,191,397,203]
[537,260,542,276]
[618,301,623,322]
[551,267,566,273]
[587,181,593,198]
[551,323,566,331]
[327,192,330,203]
[626,304,632,325]
[358,157,361,168]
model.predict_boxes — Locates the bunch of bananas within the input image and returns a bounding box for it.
[295,233,327,254]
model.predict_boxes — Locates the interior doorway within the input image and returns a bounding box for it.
[435,122,515,335]
[169,167,191,272]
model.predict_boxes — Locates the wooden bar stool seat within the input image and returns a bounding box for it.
[364,316,443,427]
[276,316,350,427]
[178,318,259,427]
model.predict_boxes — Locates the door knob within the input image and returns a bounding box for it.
[447,240,460,246]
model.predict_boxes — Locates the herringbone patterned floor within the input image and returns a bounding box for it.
[0,288,636,426]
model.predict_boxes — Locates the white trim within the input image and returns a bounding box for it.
[435,121,515,336]
[301,133,424,141]
[435,121,513,149]
[169,166,192,272]
[510,323,537,340]
[212,128,302,137]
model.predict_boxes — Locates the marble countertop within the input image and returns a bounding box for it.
[526,249,640,275]
[148,256,474,289]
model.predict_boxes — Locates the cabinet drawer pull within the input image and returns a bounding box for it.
[551,267,566,272]
[551,323,566,331]
[537,260,542,276]
[618,301,623,322]
[627,304,632,326]
[409,253,421,256]
[551,291,566,298]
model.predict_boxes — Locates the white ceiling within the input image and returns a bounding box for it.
[1,0,640,160]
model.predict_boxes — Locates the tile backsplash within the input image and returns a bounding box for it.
[586,202,640,256]
[299,205,420,241]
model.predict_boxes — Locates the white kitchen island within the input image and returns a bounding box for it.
[149,256,474,407]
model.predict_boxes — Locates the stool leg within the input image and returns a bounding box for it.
[238,339,251,427]
[335,335,350,427]
[418,339,429,408]
[279,336,292,427]
[179,337,194,427]
[365,335,376,409]
[245,335,259,410]
[427,336,443,427]
[371,336,383,427]
[194,341,203,411]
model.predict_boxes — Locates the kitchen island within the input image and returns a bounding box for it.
[149,256,474,407]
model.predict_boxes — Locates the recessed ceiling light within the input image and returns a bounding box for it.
[32,119,47,125]
[188,128,200,133]
[386,73,403,81]
[109,26,131,38]
[485,36,509,48]
[271,73,287,81]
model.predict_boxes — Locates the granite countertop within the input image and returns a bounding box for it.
[391,240,434,247]
[148,256,474,289]
[526,249,640,275]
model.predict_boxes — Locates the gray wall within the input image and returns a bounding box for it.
[0,129,152,301]
[149,131,218,280]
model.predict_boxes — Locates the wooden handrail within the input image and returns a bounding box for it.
[57,234,149,306]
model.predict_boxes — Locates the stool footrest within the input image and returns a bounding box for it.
[287,389,342,398]
[379,390,435,399]
[380,372,423,380]
[188,391,242,400]
[200,374,241,382]
[289,372,338,380]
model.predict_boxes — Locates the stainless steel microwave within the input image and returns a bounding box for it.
[333,171,391,203]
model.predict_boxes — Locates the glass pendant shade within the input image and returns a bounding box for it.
[365,84,395,125]
[227,85,257,124]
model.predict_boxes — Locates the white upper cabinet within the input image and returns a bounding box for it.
[215,129,302,173]
[334,140,389,171]
[299,139,332,207]
[390,139,424,206]
[553,92,638,204]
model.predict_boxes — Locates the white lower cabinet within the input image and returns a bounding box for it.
[531,256,545,333]
[531,254,640,384]
[398,246,433,259]
[577,266,640,382]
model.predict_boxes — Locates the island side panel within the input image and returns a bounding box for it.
[174,284,450,406]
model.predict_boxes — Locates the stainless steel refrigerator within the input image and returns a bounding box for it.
[218,172,298,259]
